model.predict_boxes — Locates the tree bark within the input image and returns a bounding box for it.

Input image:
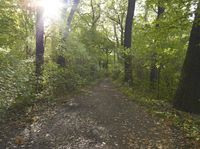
[120,21,124,46]
[144,0,149,22]
[150,4,164,90]
[173,2,200,113]
[63,0,80,40]
[35,6,44,93]
[113,24,119,66]
[124,0,136,84]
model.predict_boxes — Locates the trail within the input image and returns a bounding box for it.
[0,79,195,149]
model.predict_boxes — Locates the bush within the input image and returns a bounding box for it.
[43,62,84,96]
[0,51,35,115]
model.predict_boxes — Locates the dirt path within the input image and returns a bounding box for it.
[0,79,196,148]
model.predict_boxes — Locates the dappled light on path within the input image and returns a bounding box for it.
[0,80,194,148]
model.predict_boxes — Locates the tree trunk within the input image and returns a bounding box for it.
[124,0,136,84]
[144,0,149,22]
[106,49,109,70]
[113,24,119,46]
[35,6,44,93]
[120,23,124,46]
[173,2,200,113]
[150,5,164,90]
[113,24,119,66]
[150,54,158,89]
[63,0,80,40]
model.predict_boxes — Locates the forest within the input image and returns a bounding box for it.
[0,0,200,148]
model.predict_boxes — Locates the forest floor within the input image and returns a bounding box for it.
[0,79,198,149]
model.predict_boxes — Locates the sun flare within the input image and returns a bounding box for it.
[38,0,64,21]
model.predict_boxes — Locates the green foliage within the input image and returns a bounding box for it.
[118,82,200,142]
[0,0,199,143]
[0,48,35,115]
[0,0,34,49]
[43,62,83,96]
[110,0,192,100]
[41,33,104,98]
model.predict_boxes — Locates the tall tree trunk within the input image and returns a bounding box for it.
[173,2,200,113]
[144,0,149,22]
[113,24,119,66]
[124,0,136,84]
[120,23,124,46]
[113,24,119,47]
[106,49,109,70]
[57,0,80,67]
[35,6,44,93]
[150,4,164,90]
[63,0,80,40]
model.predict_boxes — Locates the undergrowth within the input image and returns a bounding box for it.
[113,79,200,144]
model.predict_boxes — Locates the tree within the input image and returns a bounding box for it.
[124,0,136,84]
[106,0,127,45]
[63,0,80,40]
[150,2,165,96]
[57,0,80,66]
[173,1,200,113]
[113,23,119,66]
[35,5,44,92]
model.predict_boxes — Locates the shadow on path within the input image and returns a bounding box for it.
[0,79,195,149]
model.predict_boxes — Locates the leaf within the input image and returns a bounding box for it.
[15,136,24,145]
